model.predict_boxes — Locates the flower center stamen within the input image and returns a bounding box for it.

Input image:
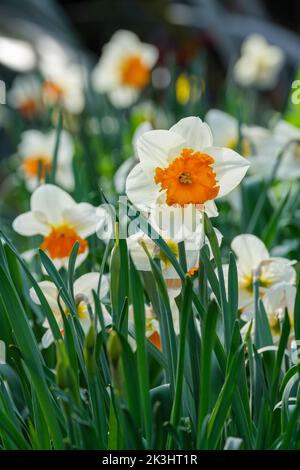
[179,171,192,184]
[41,225,87,259]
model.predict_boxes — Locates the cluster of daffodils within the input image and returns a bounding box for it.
[8,60,85,117]
[224,234,297,340]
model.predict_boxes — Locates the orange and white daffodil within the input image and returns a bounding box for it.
[17,129,74,191]
[30,273,110,348]
[92,30,158,108]
[263,282,296,341]
[128,301,181,352]
[41,61,85,114]
[8,74,42,119]
[126,116,250,230]
[223,234,296,321]
[205,109,270,157]
[128,303,162,350]
[233,34,284,90]
[13,184,106,270]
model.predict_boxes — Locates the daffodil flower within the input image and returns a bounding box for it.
[17,129,74,191]
[263,282,296,340]
[126,116,250,231]
[205,109,270,156]
[30,273,110,348]
[13,184,106,270]
[251,120,300,180]
[8,74,42,119]
[127,223,222,298]
[223,234,296,320]
[92,30,158,108]
[234,34,284,90]
[41,61,85,114]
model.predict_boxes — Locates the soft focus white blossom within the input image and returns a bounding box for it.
[17,129,74,191]
[92,30,158,108]
[234,34,284,89]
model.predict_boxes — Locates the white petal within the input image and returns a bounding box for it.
[74,272,109,302]
[140,44,158,68]
[170,116,213,150]
[137,129,185,173]
[261,259,296,286]
[41,329,55,349]
[205,110,238,147]
[126,163,159,209]
[109,87,139,108]
[31,184,75,225]
[206,146,250,198]
[127,232,153,272]
[13,211,50,236]
[232,234,269,275]
[63,203,99,238]
[30,281,60,313]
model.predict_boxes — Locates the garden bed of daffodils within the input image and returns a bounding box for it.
[0,30,300,451]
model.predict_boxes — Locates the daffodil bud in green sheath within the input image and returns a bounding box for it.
[55,340,80,404]
[107,330,123,394]
[84,324,96,376]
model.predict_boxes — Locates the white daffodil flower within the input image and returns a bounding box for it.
[13,184,106,270]
[0,36,36,72]
[249,120,300,180]
[205,109,270,156]
[41,61,85,114]
[223,234,296,320]
[30,273,110,348]
[92,30,158,108]
[233,34,284,90]
[17,129,74,191]
[8,75,42,119]
[263,282,296,340]
[126,116,250,232]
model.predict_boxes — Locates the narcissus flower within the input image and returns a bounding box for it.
[233,34,284,90]
[263,282,296,340]
[17,129,74,190]
[223,234,296,320]
[251,120,300,180]
[8,75,42,119]
[129,303,162,350]
[126,116,250,226]
[92,30,158,108]
[41,61,85,114]
[205,109,270,156]
[30,273,110,348]
[13,184,106,269]
[127,223,222,297]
